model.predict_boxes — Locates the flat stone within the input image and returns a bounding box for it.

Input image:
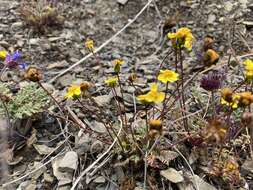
[33,144,55,155]
[30,162,47,180]
[117,0,128,5]
[207,14,216,24]
[11,22,23,30]
[160,168,184,183]
[44,172,54,183]
[59,151,78,172]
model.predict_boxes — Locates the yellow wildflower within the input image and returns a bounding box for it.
[65,85,81,99]
[113,59,124,66]
[158,69,179,84]
[167,27,194,51]
[105,77,118,87]
[0,50,7,60]
[243,59,253,70]
[220,94,240,109]
[221,88,233,103]
[246,70,253,80]
[137,83,165,104]
[243,59,253,80]
[113,59,124,73]
[85,39,94,52]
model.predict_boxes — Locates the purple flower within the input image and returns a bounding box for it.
[4,50,28,69]
[200,71,225,91]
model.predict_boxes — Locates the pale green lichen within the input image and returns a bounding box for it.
[0,82,49,119]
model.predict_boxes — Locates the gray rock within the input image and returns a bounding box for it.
[177,174,217,190]
[241,158,253,175]
[29,38,40,45]
[94,176,106,183]
[30,162,47,180]
[117,0,128,5]
[0,41,10,48]
[224,2,234,12]
[160,168,184,183]
[44,172,54,183]
[33,144,55,155]
[57,74,74,87]
[90,121,107,133]
[52,156,73,186]
[207,14,216,24]
[59,151,78,172]
[11,22,23,30]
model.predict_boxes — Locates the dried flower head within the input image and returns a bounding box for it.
[0,93,11,102]
[200,71,224,91]
[137,84,165,104]
[221,88,233,103]
[203,36,214,51]
[167,27,194,51]
[149,119,162,130]
[158,69,179,84]
[148,119,163,139]
[202,118,227,143]
[105,77,118,87]
[65,85,81,99]
[241,112,253,125]
[237,91,253,107]
[128,73,137,83]
[80,81,91,92]
[203,49,219,67]
[25,66,43,82]
[85,38,94,52]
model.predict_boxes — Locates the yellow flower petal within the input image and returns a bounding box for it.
[65,85,81,99]
[0,50,7,60]
[167,33,177,39]
[158,69,179,84]
[85,39,94,52]
[105,77,118,87]
[137,83,165,104]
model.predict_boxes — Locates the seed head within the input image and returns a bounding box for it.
[25,66,43,82]
[80,81,91,92]
[203,49,219,67]
[200,71,224,91]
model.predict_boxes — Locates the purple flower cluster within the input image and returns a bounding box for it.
[4,51,28,70]
[200,71,225,91]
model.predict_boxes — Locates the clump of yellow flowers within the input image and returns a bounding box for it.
[220,87,253,109]
[85,38,95,52]
[137,69,179,104]
[167,27,194,51]
[137,83,165,104]
[243,59,253,80]
[65,85,81,99]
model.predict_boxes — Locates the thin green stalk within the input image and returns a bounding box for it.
[116,74,128,127]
